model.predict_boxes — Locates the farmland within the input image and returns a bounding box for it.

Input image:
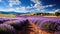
[0,14,60,34]
[0,14,15,18]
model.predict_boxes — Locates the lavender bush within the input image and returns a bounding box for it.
[0,24,16,34]
[41,21,60,33]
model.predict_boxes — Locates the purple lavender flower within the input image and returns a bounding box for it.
[0,24,16,34]
[41,21,60,33]
[4,20,24,30]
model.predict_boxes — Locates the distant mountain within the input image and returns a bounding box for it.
[0,11,31,14]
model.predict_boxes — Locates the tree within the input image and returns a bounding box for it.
[55,12,60,17]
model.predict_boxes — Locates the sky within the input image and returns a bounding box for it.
[0,0,60,13]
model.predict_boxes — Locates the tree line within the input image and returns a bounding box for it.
[33,12,60,17]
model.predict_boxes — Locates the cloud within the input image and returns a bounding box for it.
[45,4,55,7]
[16,7,26,11]
[15,4,55,13]
[0,0,55,13]
[55,9,60,13]
[31,0,55,11]
[31,0,41,4]
[30,4,33,7]
[0,6,31,13]
[0,8,16,12]
[0,0,21,7]
[15,7,30,13]
[9,0,21,7]
[33,3,55,10]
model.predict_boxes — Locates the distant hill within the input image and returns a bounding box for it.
[0,11,30,14]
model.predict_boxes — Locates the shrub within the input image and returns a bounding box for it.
[0,24,16,34]
[4,20,23,30]
[4,19,40,34]
[55,12,60,17]
[19,19,40,34]
[0,19,10,24]
[41,21,60,33]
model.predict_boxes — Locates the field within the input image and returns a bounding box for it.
[0,14,15,18]
[0,14,60,34]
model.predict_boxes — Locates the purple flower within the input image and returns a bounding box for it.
[0,24,16,34]
[41,21,60,33]
[4,20,24,30]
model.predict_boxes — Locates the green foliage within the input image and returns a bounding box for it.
[55,12,60,17]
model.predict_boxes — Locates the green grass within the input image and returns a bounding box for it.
[0,14,16,18]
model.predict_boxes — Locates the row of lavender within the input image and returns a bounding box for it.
[27,16,60,34]
[0,17,41,34]
[0,16,60,34]
[0,18,31,34]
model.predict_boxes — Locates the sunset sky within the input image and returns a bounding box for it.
[0,0,60,13]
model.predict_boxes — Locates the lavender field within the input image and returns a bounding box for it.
[0,16,60,34]
[0,0,60,34]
